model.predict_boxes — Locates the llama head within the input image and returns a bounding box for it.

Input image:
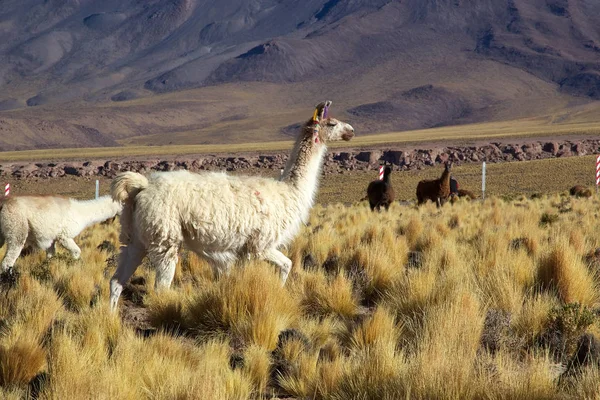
[384,166,392,176]
[444,161,453,172]
[113,200,123,216]
[312,101,354,143]
[100,195,123,216]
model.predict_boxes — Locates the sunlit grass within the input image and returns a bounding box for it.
[0,193,600,398]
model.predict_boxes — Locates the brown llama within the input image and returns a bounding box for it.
[457,189,477,199]
[416,161,452,207]
[367,166,395,211]
[569,185,592,198]
[450,188,477,203]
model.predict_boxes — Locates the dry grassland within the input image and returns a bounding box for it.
[4,154,597,205]
[321,154,599,204]
[1,193,600,399]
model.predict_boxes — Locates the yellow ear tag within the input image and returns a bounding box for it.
[312,108,319,122]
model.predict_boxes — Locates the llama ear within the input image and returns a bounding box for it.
[314,100,332,120]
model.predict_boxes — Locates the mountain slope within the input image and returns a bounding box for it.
[1,0,600,150]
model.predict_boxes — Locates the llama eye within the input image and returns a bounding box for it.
[327,121,338,127]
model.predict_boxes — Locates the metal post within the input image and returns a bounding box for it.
[95,180,99,199]
[482,162,486,201]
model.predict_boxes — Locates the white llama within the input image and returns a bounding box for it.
[0,195,122,271]
[109,101,354,311]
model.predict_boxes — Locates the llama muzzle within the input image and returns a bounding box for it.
[342,127,355,141]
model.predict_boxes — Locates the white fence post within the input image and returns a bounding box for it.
[482,162,486,201]
[95,180,99,199]
[378,165,384,180]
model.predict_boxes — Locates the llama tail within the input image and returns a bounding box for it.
[111,172,149,244]
[111,172,149,203]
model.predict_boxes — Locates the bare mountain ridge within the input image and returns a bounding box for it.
[1,0,600,150]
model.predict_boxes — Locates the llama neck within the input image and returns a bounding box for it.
[70,196,120,229]
[383,172,391,184]
[281,131,326,213]
[440,169,451,185]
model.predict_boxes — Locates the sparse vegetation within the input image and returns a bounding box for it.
[1,192,600,398]
[5,152,598,205]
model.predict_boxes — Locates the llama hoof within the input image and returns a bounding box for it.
[280,273,290,286]
[0,267,20,288]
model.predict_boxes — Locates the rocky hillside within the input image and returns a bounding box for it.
[1,0,600,149]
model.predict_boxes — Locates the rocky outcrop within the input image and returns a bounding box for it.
[2,138,600,180]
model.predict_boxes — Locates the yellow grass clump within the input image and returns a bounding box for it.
[537,238,599,306]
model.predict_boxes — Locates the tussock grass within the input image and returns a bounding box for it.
[0,338,46,388]
[298,272,360,320]
[538,239,599,306]
[54,269,97,312]
[186,264,300,350]
[147,263,301,350]
[474,350,559,399]
[329,344,408,400]
[347,306,399,353]
[2,195,600,398]
[564,364,600,400]
[146,289,189,334]
[408,291,484,399]
[242,345,270,396]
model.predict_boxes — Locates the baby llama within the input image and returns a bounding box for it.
[109,101,354,311]
[457,188,477,199]
[416,161,452,207]
[0,195,122,271]
[366,166,395,211]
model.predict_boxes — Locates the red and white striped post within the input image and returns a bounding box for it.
[4,183,9,197]
[596,155,600,193]
[378,165,384,180]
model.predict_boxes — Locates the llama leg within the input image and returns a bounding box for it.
[46,242,56,258]
[148,246,179,290]
[110,242,146,312]
[37,239,55,258]
[263,248,292,285]
[58,237,81,260]
[1,237,26,271]
[0,215,27,271]
[203,251,236,279]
